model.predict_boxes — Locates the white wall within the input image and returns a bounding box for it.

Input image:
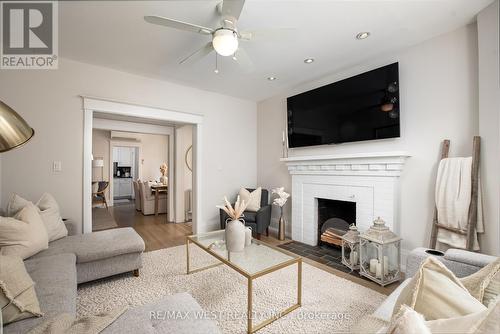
[133,133,169,182]
[0,58,257,233]
[175,125,193,223]
[477,0,500,255]
[257,25,491,254]
[92,129,169,182]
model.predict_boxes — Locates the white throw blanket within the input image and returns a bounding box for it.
[435,157,484,250]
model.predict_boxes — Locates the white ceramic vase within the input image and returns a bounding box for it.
[225,219,246,252]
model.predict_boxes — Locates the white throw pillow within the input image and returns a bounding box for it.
[36,193,68,241]
[238,187,262,212]
[0,204,49,259]
[388,305,431,334]
[6,193,67,242]
[387,299,499,334]
[392,257,486,320]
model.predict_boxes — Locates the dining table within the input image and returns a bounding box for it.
[150,183,168,216]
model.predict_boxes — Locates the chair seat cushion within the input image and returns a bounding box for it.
[242,211,256,222]
[30,228,145,264]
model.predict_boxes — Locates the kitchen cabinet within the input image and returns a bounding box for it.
[113,178,133,198]
[113,147,134,167]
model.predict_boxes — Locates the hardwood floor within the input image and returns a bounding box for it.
[98,202,192,252]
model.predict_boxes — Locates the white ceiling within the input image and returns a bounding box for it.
[60,0,493,101]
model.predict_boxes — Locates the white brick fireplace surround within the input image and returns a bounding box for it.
[282,152,410,246]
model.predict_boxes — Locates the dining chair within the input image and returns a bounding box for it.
[92,181,109,209]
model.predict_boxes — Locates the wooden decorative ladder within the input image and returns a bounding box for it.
[429,136,481,251]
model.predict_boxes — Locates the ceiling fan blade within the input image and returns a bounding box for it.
[221,0,245,21]
[179,42,214,65]
[239,28,296,41]
[144,16,213,35]
[233,47,254,72]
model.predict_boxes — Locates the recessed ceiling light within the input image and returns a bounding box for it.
[356,32,370,40]
[267,76,277,81]
[304,58,314,64]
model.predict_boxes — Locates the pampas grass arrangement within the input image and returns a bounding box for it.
[217,196,247,221]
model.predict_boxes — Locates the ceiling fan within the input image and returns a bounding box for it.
[144,0,282,72]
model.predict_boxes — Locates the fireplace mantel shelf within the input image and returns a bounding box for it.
[280,151,411,162]
[281,151,411,177]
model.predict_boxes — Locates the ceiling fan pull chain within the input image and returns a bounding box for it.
[214,53,219,74]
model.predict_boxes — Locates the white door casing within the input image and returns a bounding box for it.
[83,96,203,234]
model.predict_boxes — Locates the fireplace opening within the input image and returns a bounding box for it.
[317,198,356,247]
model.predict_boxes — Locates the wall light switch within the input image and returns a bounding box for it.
[53,161,62,172]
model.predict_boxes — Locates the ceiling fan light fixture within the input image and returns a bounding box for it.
[212,29,239,57]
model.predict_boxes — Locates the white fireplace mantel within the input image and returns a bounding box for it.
[282,151,411,246]
[281,151,411,177]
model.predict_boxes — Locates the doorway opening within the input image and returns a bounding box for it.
[83,97,202,251]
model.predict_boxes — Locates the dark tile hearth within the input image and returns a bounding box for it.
[279,241,359,277]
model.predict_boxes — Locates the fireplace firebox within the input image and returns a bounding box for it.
[317,198,356,247]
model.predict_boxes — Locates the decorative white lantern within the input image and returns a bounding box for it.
[341,224,360,271]
[359,217,401,286]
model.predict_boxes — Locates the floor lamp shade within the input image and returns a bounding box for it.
[0,100,34,153]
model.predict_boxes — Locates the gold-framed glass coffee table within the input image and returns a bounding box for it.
[186,230,302,334]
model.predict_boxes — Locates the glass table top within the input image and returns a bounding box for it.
[188,230,298,276]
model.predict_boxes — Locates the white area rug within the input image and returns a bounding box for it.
[77,245,385,333]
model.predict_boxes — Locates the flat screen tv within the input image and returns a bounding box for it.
[287,63,400,148]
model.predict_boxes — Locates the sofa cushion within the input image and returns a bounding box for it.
[101,292,220,334]
[30,227,145,264]
[0,204,49,259]
[3,253,77,334]
[0,255,42,325]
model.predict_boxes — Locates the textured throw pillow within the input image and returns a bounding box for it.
[388,305,431,334]
[460,258,500,307]
[36,193,68,241]
[0,204,49,259]
[7,193,67,242]
[392,257,486,320]
[426,298,499,334]
[238,187,262,212]
[0,255,43,324]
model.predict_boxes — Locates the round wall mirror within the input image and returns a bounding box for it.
[185,145,192,172]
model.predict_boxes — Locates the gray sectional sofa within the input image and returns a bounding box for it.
[4,221,220,334]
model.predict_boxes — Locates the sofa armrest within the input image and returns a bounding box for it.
[444,249,496,268]
[406,247,494,279]
[63,219,78,236]
[220,209,230,229]
[255,205,272,234]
